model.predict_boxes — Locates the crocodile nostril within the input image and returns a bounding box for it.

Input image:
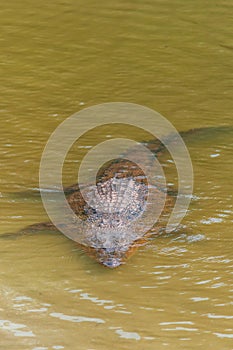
[102,258,122,268]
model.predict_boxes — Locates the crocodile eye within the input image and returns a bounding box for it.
[103,247,115,254]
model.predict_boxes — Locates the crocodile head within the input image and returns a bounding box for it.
[74,176,148,267]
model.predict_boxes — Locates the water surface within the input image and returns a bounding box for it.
[0,0,232,349]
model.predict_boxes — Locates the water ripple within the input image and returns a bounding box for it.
[50,312,105,324]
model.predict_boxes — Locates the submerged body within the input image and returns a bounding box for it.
[8,126,232,267]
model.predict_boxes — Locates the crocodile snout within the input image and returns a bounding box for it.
[97,247,126,268]
[102,257,122,268]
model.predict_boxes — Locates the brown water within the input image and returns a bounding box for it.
[0,0,233,349]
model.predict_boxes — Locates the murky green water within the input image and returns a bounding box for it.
[0,0,232,349]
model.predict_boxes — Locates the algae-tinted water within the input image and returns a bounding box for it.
[0,1,232,349]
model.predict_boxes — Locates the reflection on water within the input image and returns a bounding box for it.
[0,0,232,349]
[50,312,105,324]
[0,319,35,338]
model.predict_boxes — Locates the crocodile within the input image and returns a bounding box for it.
[8,126,232,268]
[24,145,176,268]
